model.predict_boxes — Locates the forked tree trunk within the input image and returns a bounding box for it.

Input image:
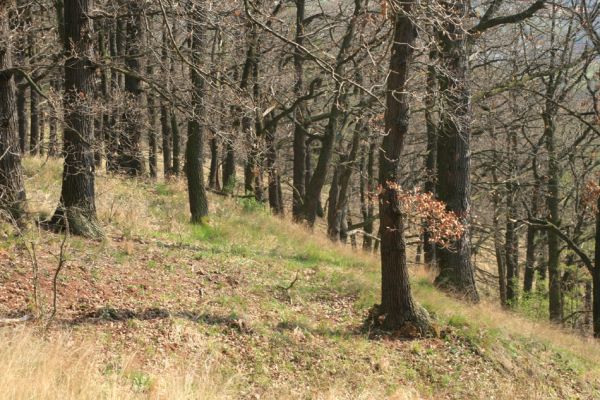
[0,5,27,221]
[49,0,102,238]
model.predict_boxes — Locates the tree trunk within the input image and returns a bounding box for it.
[505,129,519,305]
[423,46,438,266]
[524,153,540,293]
[185,2,209,223]
[434,0,479,302]
[222,137,235,192]
[171,110,181,176]
[302,0,362,226]
[147,92,158,179]
[160,27,173,178]
[265,117,283,214]
[208,134,219,190]
[49,0,102,238]
[39,108,45,156]
[593,186,600,337]
[544,103,562,322]
[327,124,360,241]
[29,86,39,155]
[17,85,27,154]
[373,3,430,333]
[0,5,27,221]
[118,2,146,175]
[491,131,507,306]
[292,0,306,221]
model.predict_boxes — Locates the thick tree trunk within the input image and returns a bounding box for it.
[0,5,27,221]
[434,0,479,302]
[49,0,102,238]
[373,3,430,334]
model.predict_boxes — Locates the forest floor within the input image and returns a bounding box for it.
[1,157,600,399]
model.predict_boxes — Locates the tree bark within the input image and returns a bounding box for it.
[292,0,306,220]
[373,2,430,333]
[544,99,562,322]
[208,134,219,190]
[593,184,600,337]
[49,0,102,238]
[328,124,360,241]
[505,129,519,305]
[265,117,283,214]
[423,46,438,266]
[160,26,173,177]
[16,85,27,154]
[0,4,27,221]
[29,84,39,155]
[171,110,181,176]
[185,2,209,223]
[434,0,479,302]
[117,1,146,175]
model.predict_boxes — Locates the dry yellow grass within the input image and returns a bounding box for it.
[0,326,230,400]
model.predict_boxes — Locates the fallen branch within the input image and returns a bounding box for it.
[0,315,33,325]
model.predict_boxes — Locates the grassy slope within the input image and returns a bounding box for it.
[1,157,600,399]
